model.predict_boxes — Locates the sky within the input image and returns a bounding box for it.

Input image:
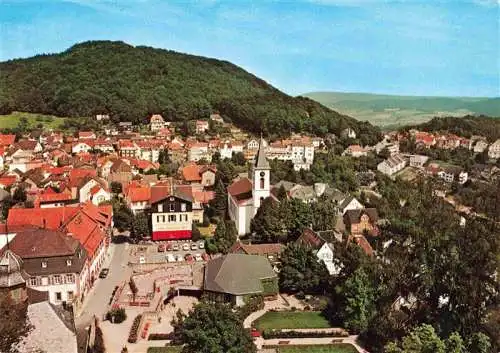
[0,0,498,97]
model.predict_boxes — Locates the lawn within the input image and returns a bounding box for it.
[147,347,182,353]
[0,111,68,129]
[276,344,358,353]
[254,311,332,330]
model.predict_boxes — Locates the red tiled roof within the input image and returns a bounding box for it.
[0,134,15,146]
[354,235,374,256]
[192,190,215,203]
[230,242,283,256]
[227,178,252,198]
[150,186,171,204]
[38,192,74,203]
[127,186,151,203]
[0,176,17,187]
[182,163,202,182]
[8,228,79,258]
[78,131,95,139]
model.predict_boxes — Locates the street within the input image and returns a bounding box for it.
[75,241,131,329]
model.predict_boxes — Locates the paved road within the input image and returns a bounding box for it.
[75,242,131,329]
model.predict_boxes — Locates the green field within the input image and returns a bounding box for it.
[276,344,358,353]
[303,92,500,128]
[254,311,332,330]
[0,111,68,129]
[147,347,182,353]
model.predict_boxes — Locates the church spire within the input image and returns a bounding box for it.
[254,134,269,170]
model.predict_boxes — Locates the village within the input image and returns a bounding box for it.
[0,112,499,353]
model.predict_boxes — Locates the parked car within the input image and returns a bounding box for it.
[202,253,210,261]
[167,254,176,263]
[198,241,205,249]
[191,243,198,250]
[194,253,203,262]
[139,255,146,264]
[176,254,184,262]
[172,244,180,251]
[185,253,194,262]
[166,243,173,251]
[99,268,109,278]
[182,243,190,251]
[158,244,165,252]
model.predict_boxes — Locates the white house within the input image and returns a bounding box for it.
[409,154,429,168]
[228,138,271,235]
[72,142,93,154]
[296,229,342,275]
[377,153,406,176]
[150,114,166,132]
[338,195,364,215]
[341,128,357,139]
[438,167,468,184]
[488,139,500,159]
[473,140,489,153]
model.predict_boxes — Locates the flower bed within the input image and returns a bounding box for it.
[262,329,348,339]
[128,314,142,343]
[141,322,151,339]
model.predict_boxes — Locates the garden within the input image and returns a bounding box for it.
[272,344,358,353]
[254,311,332,331]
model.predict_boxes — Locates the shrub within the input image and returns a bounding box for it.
[262,329,349,339]
[128,314,142,343]
[106,307,127,324]
[90,326,105,353]
[148,333,174,340]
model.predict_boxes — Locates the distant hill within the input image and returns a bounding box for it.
[303,92,500,127]
[0,41,380,144]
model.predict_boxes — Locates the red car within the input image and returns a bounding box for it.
[251,328,261,338]
[157,244,165,252]
[202,253,210,261]
[185,254,194,262]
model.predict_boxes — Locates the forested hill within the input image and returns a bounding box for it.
[0,40,380,144]
[405,115,500,142]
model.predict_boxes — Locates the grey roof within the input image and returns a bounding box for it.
[338,195,356,210]
[254,137,270,170]
[273,180,296,192]
[0,250,29,288]
[204,254,276,295]
[15,301,78,353]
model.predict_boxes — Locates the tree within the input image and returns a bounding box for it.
[231,151,246,166]
[282,198,312,240]
[250,197,287,243]
[131,212,149,239]
[213,220,237,254]
[113,200,134,232]
[0,293,31,353]
[385,324,445,353]
[12,186,26,203]
[445,332,467,353]
[110,182,122,195]
[210,179,227,217]
[276,184,288,201]
[171,302,256,353]
[335,267,377,333]
[310,197,338,231]
[467,332,491,353]
[279,243,329,294]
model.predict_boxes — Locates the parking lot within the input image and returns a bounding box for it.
[130,240,211,265]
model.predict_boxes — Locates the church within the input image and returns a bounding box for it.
[227,138,271,235]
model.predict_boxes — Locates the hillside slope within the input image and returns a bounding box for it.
[0,41,379,143]
[304,91,500,127]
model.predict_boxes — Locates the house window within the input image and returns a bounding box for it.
[55,292,62,301]
[162,215,165,223]
[181,203,186,212]
[169,204,175,212]
[67,291,74,300]
[29,277,38,286]
[168,215,176,222]
[157,216,160,223]
[41,261,47,268]
[53,275,61,284]
[41,277,49,286]
[66,274,75,283]
[158,204,163,212]
[66,259,72,267]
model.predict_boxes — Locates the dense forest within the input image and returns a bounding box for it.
[0,40,380,143]
[405,115,500,142]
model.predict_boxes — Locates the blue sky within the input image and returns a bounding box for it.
[0,0,498,97]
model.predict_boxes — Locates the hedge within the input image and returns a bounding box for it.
[262,329,349,339]
[128,314,142,343]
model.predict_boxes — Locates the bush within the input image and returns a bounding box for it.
[237,295,264,320]
[106,307,127,323]
[148,333,174,340]
[128,314,142,343]
[90,326,105,353]
[262,329,349,339]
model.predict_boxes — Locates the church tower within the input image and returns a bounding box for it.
[252,136,270,214]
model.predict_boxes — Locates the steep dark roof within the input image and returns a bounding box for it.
[204,254,276,295]
[254,137,270,169]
